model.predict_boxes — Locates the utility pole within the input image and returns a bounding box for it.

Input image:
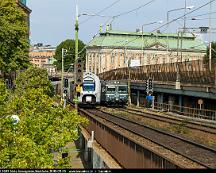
[209,0,212,71]
[75,5,79,74]
[128,57,131,107]
[183,0,187,32]
[74,5,79,109]
[61,48,65,98]
[124,40,131,106]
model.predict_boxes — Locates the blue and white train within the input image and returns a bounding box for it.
[71,72,101,106]
[52,72,128,107]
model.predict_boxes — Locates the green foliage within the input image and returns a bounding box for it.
[15,66,54,97]
[168,119,189,135]
[0,0,30,76]
[0,79,8,115]
[0,67,88,168]
[204,42,216,60]
[54,39,86,71]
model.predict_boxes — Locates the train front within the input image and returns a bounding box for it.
[78,72,101,106]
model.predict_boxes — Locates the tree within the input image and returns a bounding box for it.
[0,79,8,115]
[204,42,216,61]
[0,67,88,168]
[15,66,54,97]
[54,39,86,71]
[0,0,30,78]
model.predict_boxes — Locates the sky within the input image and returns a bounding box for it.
[27,0,216,46]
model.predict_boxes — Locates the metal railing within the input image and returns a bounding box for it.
[154,102,216,121]
[99,59,216,86]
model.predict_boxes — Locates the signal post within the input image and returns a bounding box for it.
[74,5,83,109]
[146,78,154,108]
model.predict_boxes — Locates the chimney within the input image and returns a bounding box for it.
[109,24,112,31]
[99,24,103,33]
[136,28,140,32]
[106,24,110,32]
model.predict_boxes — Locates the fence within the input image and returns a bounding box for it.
[154,102,216,121]
[99,59,216,86]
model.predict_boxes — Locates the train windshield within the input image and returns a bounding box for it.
[106,86,115,93]
[118,86,127,93]
[83,83,95,91]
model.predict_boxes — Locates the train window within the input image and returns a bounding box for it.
[106,86,115,92]
[83,83,95,91]
[118,86,127,93]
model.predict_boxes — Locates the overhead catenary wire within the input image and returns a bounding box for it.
[151,0,216,32]
[80,0,216,59]
[116,0,216,51]
[113,0,156,18]
[187,11,216,19]
[79,0,121,25]
[78,0,157,55]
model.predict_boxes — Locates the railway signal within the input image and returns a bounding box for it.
[148,78,153,91]
[146,78,153,94]
[145,79,149,92]
[75,57,83,85]
[64,78,69,88]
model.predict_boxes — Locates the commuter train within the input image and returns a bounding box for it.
[69,72,101,106]
[101,80,128,107]
[51,72,128,107]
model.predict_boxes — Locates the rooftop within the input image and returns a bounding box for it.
[88,30,206,51]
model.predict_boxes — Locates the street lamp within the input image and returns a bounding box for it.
[209,0,212,71]
[166,4,194,60]
[79,13,112,18]
[61,48,67,98]
[122,40,132,106]
[166,5,195,31]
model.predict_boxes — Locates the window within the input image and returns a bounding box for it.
[118,86,127,93]
[83,82,95,91]
[106,86,115,93]
[111,56,114,63]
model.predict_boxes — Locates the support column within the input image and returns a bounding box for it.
[178,95,183,113]
[136,90,140,107]
[168,96,174,111]
[86,55,89,73]
[94,54,97,74]
[84,140,89,162]
[157,93,164,110]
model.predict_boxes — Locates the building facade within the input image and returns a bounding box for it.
[17,0,31,35]
[29,44,57,75]
[86,29,206,74]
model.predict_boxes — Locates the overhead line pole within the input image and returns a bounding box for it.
[209,0,212,71]
[75,5,79,109]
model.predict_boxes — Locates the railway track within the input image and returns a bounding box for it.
[112,107,216,135]
[80,108,216,169]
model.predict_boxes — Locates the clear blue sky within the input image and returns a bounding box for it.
[27,0,216,46]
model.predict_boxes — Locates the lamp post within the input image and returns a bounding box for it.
[61,48,67,98]
[209,0,212,71]
[75,10,114,70]
[74,7,113,108]
[123,40,132,106]
[166,4,194,60]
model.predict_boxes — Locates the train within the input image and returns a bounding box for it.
[101,80,128,107]
[70,72,101,106]
[51,72,128,107]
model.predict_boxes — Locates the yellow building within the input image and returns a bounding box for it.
[29,44,57,75]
